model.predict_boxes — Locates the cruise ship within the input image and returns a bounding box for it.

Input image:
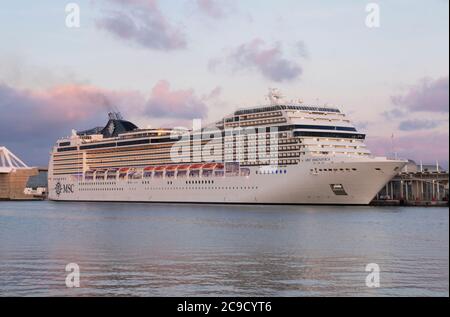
[48,90,406,205]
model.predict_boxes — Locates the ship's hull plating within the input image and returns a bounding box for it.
[48,159,406,205]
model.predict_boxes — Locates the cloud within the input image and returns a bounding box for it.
[97,0,187,51]
[0,81,216,165]
[399,119,441,131]
[196,0,228,19]
[224,39,304,82]
[0,84,115,131]
[296,41,309,59]
[353,121,370,130]
[0,83,121,165]
[197,0,225,18]
[382,108,406,121]
[391,77,449,113]
[366,132,449,166]
[145,80,209,119]
[203,86,222,100]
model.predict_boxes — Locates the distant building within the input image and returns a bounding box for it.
[0,147,40,200]
[24,168,48,198]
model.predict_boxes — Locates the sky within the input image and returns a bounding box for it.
[0,0,448,167]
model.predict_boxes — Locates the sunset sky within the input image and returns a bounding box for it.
[0,0,448,167]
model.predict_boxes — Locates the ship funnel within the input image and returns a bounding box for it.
[108,112,124,121]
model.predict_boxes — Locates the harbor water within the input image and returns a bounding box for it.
[0,201,448,297]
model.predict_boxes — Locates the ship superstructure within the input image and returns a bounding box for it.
[48,90,406,204]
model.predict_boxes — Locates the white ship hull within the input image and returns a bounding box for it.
[48,158,405,205]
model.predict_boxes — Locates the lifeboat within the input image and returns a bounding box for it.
[202,163,217,170]
[85,170,95,180]
[131,169,143,179]
[177,165,190,171]
[189,164,204,170]
[107,169,118,179]
[119,168,129,179]
[166,165,179,171]
[96,169,106,179]
[143,166,155,178]
[201,163,225,170]
[153,166,165,178]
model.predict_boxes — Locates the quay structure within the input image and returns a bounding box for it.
[0,147,40,200]
[373,160,449,206]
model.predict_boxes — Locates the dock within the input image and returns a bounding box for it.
[372,160,449,207]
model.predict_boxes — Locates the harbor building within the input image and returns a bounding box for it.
[24,167,48,199]
[0,147,39,200]
[373,160,449,206]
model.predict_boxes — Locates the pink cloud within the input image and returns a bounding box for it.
[366,132,449,166]
[0,84,111,127]
[391,77,449,113]
[0,83,119,164]
[225,39,304,82]
[1,81,215,164]
[145,80,209,119]
[97,0,187,51]
[197,0,227,19]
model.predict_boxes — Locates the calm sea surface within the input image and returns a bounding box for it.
[0,201,448,297]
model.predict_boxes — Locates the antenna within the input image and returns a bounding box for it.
[391,133,398,159]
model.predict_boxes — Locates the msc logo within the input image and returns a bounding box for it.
[55,182,74,196]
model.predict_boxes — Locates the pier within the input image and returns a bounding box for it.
[372,160,449,207]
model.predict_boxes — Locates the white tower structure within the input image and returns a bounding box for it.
[0,147,30,174]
